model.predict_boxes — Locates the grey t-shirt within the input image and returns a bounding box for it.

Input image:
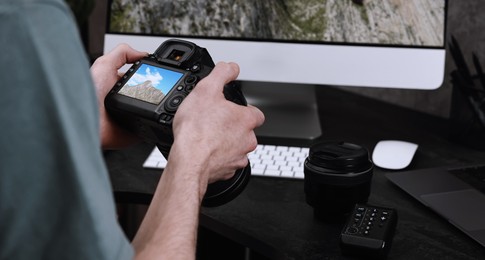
[0,0,133,259]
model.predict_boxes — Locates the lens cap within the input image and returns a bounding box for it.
[304,141,373,186]
[306,141,372,174]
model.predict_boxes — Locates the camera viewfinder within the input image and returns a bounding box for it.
[167,49,185,62]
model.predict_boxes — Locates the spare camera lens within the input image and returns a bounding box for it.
[304,141,373,222]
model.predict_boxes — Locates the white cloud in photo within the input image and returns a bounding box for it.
[129,65,164,89]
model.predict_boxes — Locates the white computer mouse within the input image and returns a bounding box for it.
[372,140,418,170]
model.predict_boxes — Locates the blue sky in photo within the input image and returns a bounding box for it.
[126,64,184,95]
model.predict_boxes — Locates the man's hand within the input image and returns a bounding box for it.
[90,44,148,149]
[170,62,265,193]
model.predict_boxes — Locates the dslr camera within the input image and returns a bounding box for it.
[105,39,250,207]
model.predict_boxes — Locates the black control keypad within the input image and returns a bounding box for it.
[340,204,398,259]
[346,205,394,238]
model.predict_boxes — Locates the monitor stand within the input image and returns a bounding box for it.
[239,81,322,145]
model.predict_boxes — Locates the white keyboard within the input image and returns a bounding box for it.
[248,144,309,179]
[143,144,309,179]
[142,147,168,169]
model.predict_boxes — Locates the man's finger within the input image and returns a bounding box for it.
[105,43,148,70]
[197,62,240,94]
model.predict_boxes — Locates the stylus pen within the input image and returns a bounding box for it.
[472,53,485,91]
[449,36,474,85]
[452,70,485,128]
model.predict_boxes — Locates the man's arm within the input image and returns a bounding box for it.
[131,62,264,259]
[90,44,148,149]
[90,47,264,259]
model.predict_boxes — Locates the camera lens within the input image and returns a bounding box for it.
[304,141,373,222]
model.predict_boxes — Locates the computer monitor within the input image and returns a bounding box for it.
[104,0,447,141]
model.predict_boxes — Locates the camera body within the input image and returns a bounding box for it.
[105,39,250,207]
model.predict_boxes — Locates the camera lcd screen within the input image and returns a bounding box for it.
[119,63,184,105]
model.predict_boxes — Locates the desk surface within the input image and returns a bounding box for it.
[105,87,485,259]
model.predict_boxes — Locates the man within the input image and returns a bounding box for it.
[0,0,264,259]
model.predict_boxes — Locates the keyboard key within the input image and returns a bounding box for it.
[294,171,305,179]
[265,169,282,176]
[267,165,279,171]
[251,168,265,176]
[280,166,292,172]
[274,160,287,166]
[143,159,160,168]
[281,171,295,178]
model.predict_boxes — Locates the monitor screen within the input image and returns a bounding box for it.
[105,0,447,89]
[104,0,448,140]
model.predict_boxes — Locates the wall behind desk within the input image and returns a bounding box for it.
[87,0,485,119]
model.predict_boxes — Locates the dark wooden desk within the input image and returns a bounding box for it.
[105,87,485,259]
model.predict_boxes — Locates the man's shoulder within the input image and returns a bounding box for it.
[2,0,65,5]
[1,0,70,14]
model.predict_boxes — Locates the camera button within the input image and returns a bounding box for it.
[185,75,198,85]
[165,95,184,112]
[347,227,359,234]
[171,96,182,105]
[190,63,201,72]
[159,113,173,124]
[186,85,195,91]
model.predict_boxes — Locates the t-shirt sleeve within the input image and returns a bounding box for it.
[0,0,134,259]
